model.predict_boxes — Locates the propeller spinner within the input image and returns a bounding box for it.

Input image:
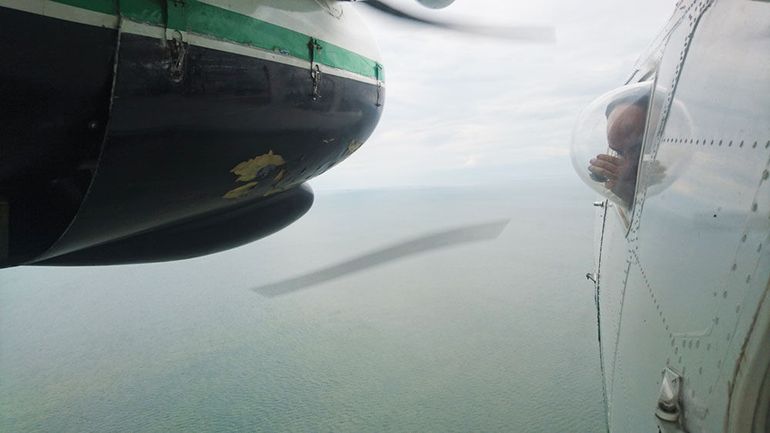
[415,0,455,8]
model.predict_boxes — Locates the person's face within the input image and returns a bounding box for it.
[606,103,646,155]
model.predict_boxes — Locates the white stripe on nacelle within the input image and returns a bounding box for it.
[122,20,383,86]
[198,0,382,64]
[0,0,383,86]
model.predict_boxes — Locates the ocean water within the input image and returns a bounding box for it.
[0,182,606,432]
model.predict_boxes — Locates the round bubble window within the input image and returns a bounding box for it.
[571,81,653,208]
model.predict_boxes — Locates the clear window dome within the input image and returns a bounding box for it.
[571,82,653,208]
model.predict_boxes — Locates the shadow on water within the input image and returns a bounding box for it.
[0,183,606,433]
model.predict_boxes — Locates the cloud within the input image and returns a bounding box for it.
[312,0,675,190]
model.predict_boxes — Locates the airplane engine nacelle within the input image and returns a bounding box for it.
[0,2,384,268]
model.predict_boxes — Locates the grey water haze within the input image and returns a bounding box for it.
[0,181,606,432]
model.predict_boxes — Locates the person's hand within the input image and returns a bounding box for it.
[588,154,624,188]
[589,153,639,205]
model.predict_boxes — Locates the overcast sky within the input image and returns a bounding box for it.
[311,0,675,190]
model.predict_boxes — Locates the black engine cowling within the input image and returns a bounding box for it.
[0,7,383,268]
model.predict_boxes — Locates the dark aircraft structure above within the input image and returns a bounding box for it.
[0,0,549,269]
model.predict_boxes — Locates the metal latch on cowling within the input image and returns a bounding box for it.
[308,38,323,100]
[375,63,384,107]
[165,0,188,82]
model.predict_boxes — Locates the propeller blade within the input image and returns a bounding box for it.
[357,0,555,43]
[253,219,509,297]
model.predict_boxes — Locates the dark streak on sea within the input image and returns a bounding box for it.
[0,182,606,433]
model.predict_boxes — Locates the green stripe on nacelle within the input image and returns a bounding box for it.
[172,1,311,61]
[121,0,165,26]
[48,0,383,80]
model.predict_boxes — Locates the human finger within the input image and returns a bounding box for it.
[589,158,621,176]
[588,164,617,180]
[595,154,624,166]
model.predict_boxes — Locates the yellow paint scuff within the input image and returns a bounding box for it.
[231,150,286,182]
[224,181,258,199]
[273,169,286,182]
[223,150,289,200]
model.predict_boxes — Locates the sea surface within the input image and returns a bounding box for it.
[0,181,606,432]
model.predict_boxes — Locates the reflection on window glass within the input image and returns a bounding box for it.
[571,82,652,209]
